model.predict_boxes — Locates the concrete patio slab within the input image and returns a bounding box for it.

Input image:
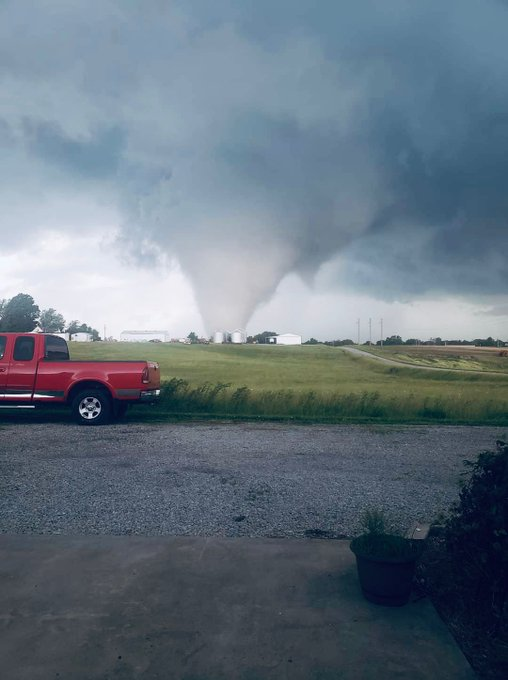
[0,535,475,679]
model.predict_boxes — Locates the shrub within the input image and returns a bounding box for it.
[445,440,508,635]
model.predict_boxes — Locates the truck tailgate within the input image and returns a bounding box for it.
[144,362,160,390]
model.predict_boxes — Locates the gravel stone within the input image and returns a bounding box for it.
[0,420,505,538]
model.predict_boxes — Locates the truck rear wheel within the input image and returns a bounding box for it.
[72,389,112,426]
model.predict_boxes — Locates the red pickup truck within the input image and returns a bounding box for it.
[0,333,160,425]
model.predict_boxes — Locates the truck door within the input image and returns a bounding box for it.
[0,335,7,398]
[5,336,37,401]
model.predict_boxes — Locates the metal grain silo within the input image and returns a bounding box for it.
[231,329,246,344]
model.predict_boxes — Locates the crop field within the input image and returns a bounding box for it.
[69,342,508,425]
[360,344,508,373]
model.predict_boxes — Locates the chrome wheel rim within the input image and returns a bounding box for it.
[78,396,102,420]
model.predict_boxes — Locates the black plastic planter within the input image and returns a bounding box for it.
[350,536,419,606]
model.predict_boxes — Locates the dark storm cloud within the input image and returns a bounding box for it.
[223,0,508,296]
[1,0,507,328]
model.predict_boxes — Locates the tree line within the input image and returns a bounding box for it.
[188,330,506,346]
[243,332,507,347]
[0,293,100,339]
[370,334,506,347]
[303,334,507,347]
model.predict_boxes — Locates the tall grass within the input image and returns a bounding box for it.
[151,378,508,424]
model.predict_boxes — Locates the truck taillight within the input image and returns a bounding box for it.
[142,367,149,384]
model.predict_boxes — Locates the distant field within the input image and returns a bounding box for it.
[69,342,508,424]
[359,344,508,373]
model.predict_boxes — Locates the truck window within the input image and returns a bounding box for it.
[13,337,35,361]
[44,335,69,361]
[0,336,6,359]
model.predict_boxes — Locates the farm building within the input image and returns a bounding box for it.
[70,332,93,342]
[267,333,302,346]
[120,330,170,342]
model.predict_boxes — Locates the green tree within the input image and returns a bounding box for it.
[378,335,403,346]
[474,337,497,347]
[39,308,66,332]
[252,331,278,344]
[187,331,198,343]
[324,338,354,346]
[66,320,101,341]
[0,293,40,332]
[66,320,81,334]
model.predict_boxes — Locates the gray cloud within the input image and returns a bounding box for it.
[478,302,508,317]
[26,123,125,179]
[1,1,507,330]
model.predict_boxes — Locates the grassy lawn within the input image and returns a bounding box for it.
[69,342,508,424]
[359,344,508,373]
[71,342,349,392]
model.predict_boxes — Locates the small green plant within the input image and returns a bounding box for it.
[360,508,387,535]
[352,509,420,561]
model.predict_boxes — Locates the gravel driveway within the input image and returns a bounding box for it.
[0,420,505,538]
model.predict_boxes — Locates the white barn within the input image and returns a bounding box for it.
[267,333,302,346]
[70,332,93,342]
[120,330,170,342]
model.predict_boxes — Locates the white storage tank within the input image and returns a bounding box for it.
[213,331,225,344]
[231,329,246,344]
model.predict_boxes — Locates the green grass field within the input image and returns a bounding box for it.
[69,342,508,424]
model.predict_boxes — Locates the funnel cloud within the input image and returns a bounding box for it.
[1,1,508,331]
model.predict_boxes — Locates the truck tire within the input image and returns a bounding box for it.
[72,389,112,426]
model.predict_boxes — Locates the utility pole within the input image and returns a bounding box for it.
[104,325,107,341]
[369,317,372,345]
[380,318,383,348]
[357,318,361,345]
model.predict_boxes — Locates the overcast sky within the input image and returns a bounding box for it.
[1,1,507,341]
